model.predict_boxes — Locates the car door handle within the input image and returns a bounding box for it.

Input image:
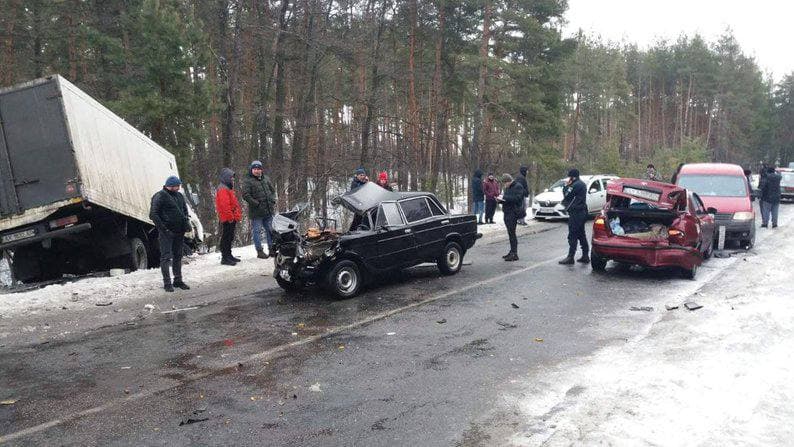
[404,229,412,234]
[440,220,450,225]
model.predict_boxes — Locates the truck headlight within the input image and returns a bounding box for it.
[733,212,754,221]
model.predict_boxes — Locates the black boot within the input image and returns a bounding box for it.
[504,253,519,262]
[172,258,189,289]
[173,280,190,290]
[161,260,174,292]
[257,249,269,259]
[577,254,590,263]
[221,257,237,266]
[231,255,242,262]
[558,256,575,265]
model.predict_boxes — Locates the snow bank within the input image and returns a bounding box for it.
[509,209,794,446]
[0,246,273,318]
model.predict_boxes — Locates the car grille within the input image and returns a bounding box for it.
[539,201,557,207]
[714,213,733,222]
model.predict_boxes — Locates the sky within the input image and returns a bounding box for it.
[564,0,793,81]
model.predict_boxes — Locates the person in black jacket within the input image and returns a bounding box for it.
[472,169,485,224]
[760,167,782,228]
[559,169,589,265]
[499,173,525,261]
[515,165,530,225]
[350,167,369,191]
[150,176,191,292]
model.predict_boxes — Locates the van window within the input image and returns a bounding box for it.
[677,174,747,197]
[400,198,433,222]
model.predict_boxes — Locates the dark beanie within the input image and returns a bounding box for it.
[165,175,182,187]
[568,168,580,178]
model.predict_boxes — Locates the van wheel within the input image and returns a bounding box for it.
[682,263,698,280]
[437,242,463,276]
[128,238,148,271]
[591,252,607,272]
[327,260,362,298]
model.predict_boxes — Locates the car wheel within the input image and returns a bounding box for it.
[437,242,463,276]
[275,271,301,293]
[327,260,363,298]
[741,232,755,250]
[682,263,698,280]
[591,252,607,272]
[703,241,713,260]
[127,238,148,271]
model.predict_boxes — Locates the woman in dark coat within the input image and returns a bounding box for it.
[499,174,525,261]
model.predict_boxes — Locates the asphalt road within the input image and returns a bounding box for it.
[0,217,771,446]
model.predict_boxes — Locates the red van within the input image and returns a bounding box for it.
[675,163,755,248]
[591,179,715,279]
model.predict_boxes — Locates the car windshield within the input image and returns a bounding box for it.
[676,174,747,197]
[781,172,794,186]
[548,179,566,192]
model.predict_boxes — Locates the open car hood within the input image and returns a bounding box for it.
[333,182,401,214]
[607,179,686,209]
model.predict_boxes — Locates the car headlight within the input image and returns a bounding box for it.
[733,212,754,221]
[554,203,565,211]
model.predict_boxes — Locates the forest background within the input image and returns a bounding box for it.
[1,0,792,236]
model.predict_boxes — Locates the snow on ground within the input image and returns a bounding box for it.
[508,208,794,446]
[0,246,273,318]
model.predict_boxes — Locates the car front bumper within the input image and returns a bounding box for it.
[712,218,754,242]
[531,203,568,219]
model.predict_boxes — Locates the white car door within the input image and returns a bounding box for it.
[586,179,606,213]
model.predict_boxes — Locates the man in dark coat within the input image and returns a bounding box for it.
[350,167,369,191]
[471,169,485,224]
[499,174,525,261]
[150,176,191,292]
[241,160,277,259]
[483,173,501,224]
[760,167,782,228]
[515,165,530,225]
[559,168,589,265]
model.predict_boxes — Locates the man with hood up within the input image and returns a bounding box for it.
[559,168,589,265]
[515,165,530,225]
[150,176,191,292]
[471,169,485,224]
[483,173,501,224]
[215,168,243,266]
[241,160,277,259]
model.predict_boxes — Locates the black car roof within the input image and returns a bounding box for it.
[335,182,437,213]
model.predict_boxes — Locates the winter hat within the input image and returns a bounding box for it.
[567,168,580,178]
[220,168,235,188]
[164,175,182,187]
[378,171,388,182]
[519,165,528,176]
[501,173,513,183]
[355,167,366,175]
[250,160,264,169]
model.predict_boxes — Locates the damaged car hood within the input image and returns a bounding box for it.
[333,182,401,214]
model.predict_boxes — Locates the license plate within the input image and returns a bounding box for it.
[2,228,36,244]
[540,207,555,213]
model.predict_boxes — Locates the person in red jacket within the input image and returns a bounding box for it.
[215,168,243,266]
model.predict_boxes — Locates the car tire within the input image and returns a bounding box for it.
[683,263,698,280]
[327,260,363,298]
[437,242,463,276]
[591,252,607,272]
[127,238,148,271]
[275,271,301,293]
[703,241,713,260]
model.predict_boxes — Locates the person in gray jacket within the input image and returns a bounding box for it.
[241,161,277,258]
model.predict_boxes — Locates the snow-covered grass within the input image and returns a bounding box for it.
[508,207,794,446]
[0,246,273,318]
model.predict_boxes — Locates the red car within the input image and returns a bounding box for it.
[591,179,716,279]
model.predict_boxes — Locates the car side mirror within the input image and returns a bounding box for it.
[707,207,718,215]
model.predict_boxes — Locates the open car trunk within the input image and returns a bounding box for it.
[605,181,686,241]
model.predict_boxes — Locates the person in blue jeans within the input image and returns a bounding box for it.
[760,167,781,228]
[472,169,485,224]
[241,161,277,258]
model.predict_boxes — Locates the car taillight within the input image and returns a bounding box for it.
[594,217,606,228]
[668,229,685,240]
[49,215,78,229]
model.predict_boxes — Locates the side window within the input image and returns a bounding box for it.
[400,198,433,223]
[377,202,404,227]
[693,194,707,214]
[589,180,602,193]
[428,198,446,216]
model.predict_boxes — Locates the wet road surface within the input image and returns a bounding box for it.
[0,220,757,445]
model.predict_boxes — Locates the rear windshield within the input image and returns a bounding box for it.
[676,174,747,197]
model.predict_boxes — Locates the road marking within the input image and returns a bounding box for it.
[0,257,558,443]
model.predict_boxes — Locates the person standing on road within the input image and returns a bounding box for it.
[150,176,191,292]
[559,169,589,265]
[471,169,485,224]
[241,160,277,259]
[760,167,782,228]
[483,173,501,224]
[515,165,530,225]
[499,173,525,261]
[350,167,369,191]
[645,164,659,181]
[215,168,242,266]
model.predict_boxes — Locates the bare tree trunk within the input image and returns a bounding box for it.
[470,0,491,176]
[0,0,20,85]
[360,2,388,169]
[428,0,446,192]
[271,0,290,209]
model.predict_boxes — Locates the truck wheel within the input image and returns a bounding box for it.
[327,260,362,298]
[437,242,463,275]
[591,252,607,272]
[128,238,148,271]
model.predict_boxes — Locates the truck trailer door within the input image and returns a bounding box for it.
[0,119,19,217]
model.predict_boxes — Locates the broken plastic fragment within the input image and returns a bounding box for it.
[511,303,520,309]
[436,319,447,324]
[534,338,544,343]
[309,383,322,392]
[665,304,679,311]
[629,306,653,312]
[1,399,17,405]
[684,302,703,311]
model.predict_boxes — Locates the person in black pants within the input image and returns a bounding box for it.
[483,173,501,224]
[215,168,243,265]
[150,176,191,292]
[559,169,589,265]
[499,174,526,261]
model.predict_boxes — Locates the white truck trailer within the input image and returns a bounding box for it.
[0,75,204,283]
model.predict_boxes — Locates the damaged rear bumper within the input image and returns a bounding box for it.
[592,239,702,270]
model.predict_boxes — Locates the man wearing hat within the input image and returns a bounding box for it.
[498,173,525,261]
[150,176,191,292]
[559,168,589,265]
[241,160,277,259]
[350,167,369,191]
